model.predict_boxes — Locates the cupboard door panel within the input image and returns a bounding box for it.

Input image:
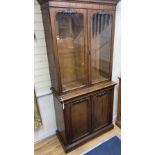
[52,8,88,92]
[70,97,91,142]
[92,90,113,131]
[88,10,114,84]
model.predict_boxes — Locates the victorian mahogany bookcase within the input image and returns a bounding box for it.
[37,0,119,152]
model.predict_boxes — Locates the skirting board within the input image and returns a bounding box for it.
[34,128,56,143]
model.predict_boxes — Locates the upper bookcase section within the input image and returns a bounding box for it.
[37,0,120,6]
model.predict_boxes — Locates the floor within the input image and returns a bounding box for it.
[34,125,121,155]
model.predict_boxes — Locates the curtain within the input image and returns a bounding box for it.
[34,91,42,129]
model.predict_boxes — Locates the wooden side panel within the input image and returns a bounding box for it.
[41,9,59,91]
[92,88,114,131]
[69,97,91,142]
[116,78,121,128]
[53,95,67,144]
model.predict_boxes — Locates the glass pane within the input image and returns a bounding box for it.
[56,10,86,91]
[91,12,112,83]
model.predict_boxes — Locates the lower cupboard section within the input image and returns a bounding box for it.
[53,85,115,153]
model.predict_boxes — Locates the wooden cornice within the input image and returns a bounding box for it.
[37,0,120,6]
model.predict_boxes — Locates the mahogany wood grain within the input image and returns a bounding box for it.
[70,97,91,142]
[56,122,114,153]
[39,0,118,152]
[38,0,118,6]
[116,77,121,128]
[53,95,67,144]
[92,90,112,131]
[54,85,115,152]
[42,2,117,94]
[58,81,116,101]
[41,1,117,10]
[88,10,114,84]
[51,8,89,93]
[41,9,59,91]
[49,8,63,93]
[109,10,116,79]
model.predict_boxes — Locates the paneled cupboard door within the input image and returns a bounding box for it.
[69,97,91,142]
[92,90,113,131]
[88,10,114,84]
[51,8,88,93]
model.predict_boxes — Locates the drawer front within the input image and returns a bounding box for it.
[92,88,114,131]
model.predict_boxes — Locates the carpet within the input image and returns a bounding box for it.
[81,136,121,155]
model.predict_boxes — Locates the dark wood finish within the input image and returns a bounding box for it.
[88,10,115,84]
[116,77,121,128]
[51,8,89,93]
[57,123,114,153]
[39,0,119,153]
[92,89,114,131]
[42,9,59,91]
[55,84,115,153]
[69,96,91,142]
[46,1,116,10]
[58,81,116,102]
[41,1,118,95]
[38,0,119,6]
[53,96,67,144]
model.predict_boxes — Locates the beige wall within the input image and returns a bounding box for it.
[34,0,121,142]
[34,0,56,142]
[34,0,51,94]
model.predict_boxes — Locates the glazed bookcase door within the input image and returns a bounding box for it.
[88,10,114,84]
[52,8,88,93]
